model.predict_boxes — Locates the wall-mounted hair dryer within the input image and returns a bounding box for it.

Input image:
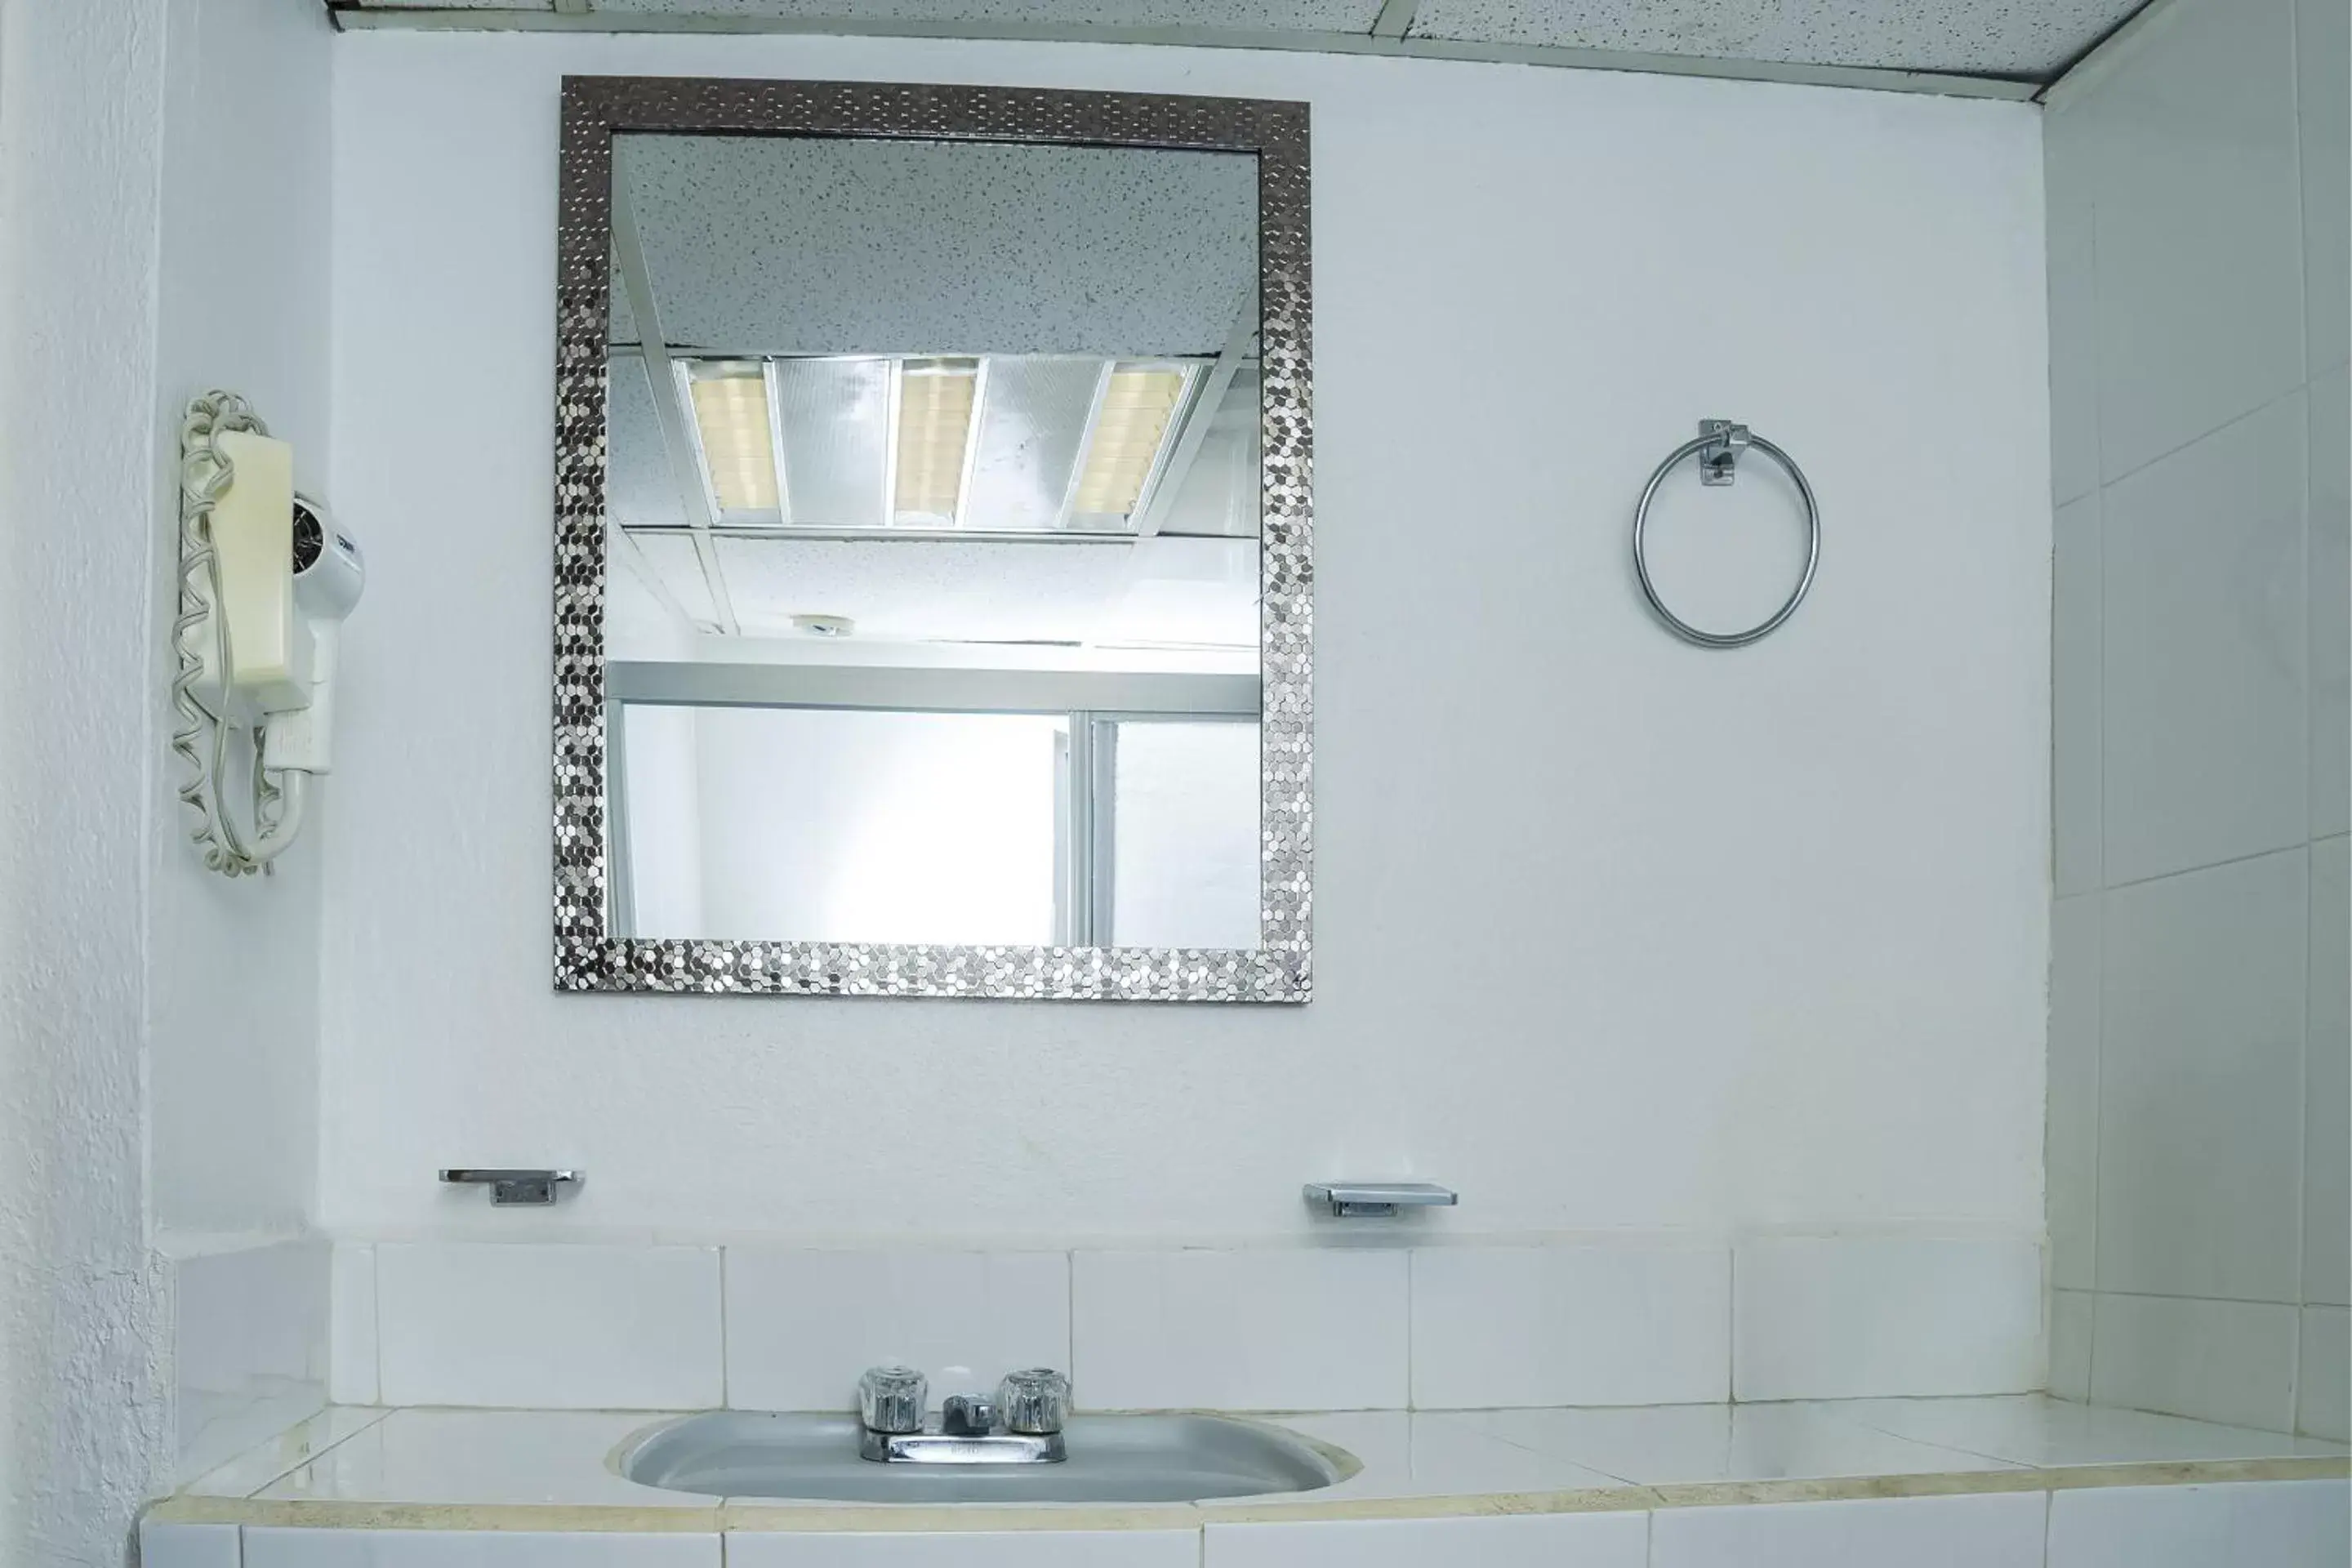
[172,391,365,876]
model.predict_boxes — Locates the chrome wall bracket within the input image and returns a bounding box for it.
[1698,419,1751,485]
[1304,1181,1459,1218]
[439,1168,583,1205]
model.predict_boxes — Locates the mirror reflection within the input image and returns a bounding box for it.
[601,134,1263,949]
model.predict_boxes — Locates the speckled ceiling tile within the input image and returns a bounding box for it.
[1405,0,2137,76]
[618,136,1255,359]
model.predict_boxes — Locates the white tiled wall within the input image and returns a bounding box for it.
[1205,1512,1650,1567]
[725,1531,1200,1566]
[2042,0,2351,1437]
[2045,1480,2350,1568]
[338,1233,2041,1413]
[2086,1294,2301,1435]
[173,1240,330,1483]
[1649,1492,2047,1568]
[1071,1248,1410,1411]
[131,1481,2352,1566]
[372,1242,723,1409]
[327,1242,378,1406]
[241,1530,720,1566]
[724,1250,1070,1412]
[140,1521,239,1568]
[1409,1245,1728,1408]
[1731,1237,2044,1402]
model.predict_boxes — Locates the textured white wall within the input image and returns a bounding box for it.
[0,0,333,1552]
[323,32,2052,1244]
[0,2,176,1558]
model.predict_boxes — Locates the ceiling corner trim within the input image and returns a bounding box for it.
[2034,0,2168,107]
[328,9,2045,102]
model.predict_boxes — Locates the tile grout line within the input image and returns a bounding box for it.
[2092,372,2310,501]
[2288,0,2313,394]
[2288,829,2313,1429]
[2100,838,2316,898]
[2085,867,2104,1402]
[2074,1285,2314,1309]
[2085,141,2108,1388]
[1405,1246,1415,1411]
[365,1242,383,1410]
[1726,1245,1738,1402]
[230,1404,395,1503]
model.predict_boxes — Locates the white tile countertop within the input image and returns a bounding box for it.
[145,1396,2348,1534]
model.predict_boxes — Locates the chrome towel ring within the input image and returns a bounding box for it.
[1632,419,1821,648]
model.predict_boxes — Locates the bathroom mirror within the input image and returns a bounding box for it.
[554,78,1312,1000]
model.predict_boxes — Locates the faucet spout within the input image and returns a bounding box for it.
[941,1394,998,1437]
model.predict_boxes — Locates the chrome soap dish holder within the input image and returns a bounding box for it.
[439,1168,583,1206]
[1305,1181,1459,1218]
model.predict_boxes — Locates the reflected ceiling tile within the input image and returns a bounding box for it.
[1405,0,2129,75]
[1101,537,1261,649]
[616,136,1255,359]
[626,529,721,628]
[607,256,638,346]
[964,357,1102,533]
[604,354,687,532]
[713,535,1134,644]
[773,358,890,528]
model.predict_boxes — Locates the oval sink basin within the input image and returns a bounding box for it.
[618,1412,1352,1503]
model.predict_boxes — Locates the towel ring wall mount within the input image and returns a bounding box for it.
[1632,420,1821,648]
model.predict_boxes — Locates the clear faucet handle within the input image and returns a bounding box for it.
[858,1365,928,1434]
[996,1367,1071,1435]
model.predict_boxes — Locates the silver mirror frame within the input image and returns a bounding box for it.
[553,76,1313,1000]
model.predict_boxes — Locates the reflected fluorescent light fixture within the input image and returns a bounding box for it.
[683,361,780,513]
[679,354,1207,534]
[891,358,979,525]
[1071,365,1189,519]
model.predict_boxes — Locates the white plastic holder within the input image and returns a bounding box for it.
[172,392,359,877]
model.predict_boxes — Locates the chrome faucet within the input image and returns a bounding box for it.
[856,1365,1071,1464]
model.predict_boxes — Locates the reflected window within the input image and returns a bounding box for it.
[608,701,1257,948]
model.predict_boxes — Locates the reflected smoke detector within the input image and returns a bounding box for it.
[791,613,856,638]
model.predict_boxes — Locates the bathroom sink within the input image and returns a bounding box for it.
[618,1411,1352,1503]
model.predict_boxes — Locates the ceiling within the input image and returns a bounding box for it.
[334,0,2152,93]
[604,131,1264,664]
[616,136,1255,358]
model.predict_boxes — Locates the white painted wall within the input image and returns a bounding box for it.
[323,33,2051,1243]
[152,0,335,1245]
[2042,0,2349,1437]
[0,0,333,1552]
[150,0,338,1482]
